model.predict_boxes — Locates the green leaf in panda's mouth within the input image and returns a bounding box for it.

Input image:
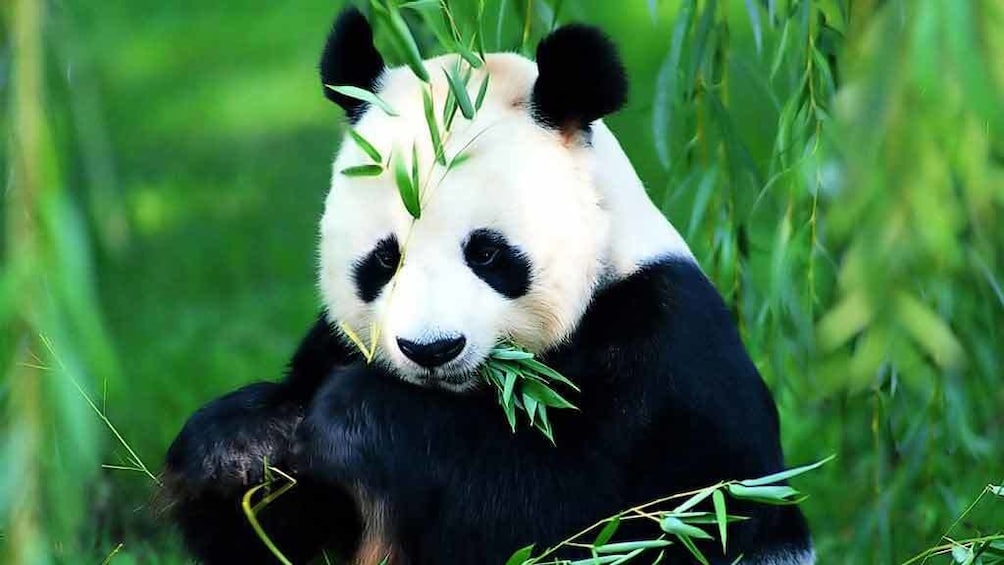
[481,343,579,445]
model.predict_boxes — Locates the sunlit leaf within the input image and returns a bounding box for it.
[325,85,399,116]
[347,129,383,163]
[659,516,713,540]
[394,149,421,219]
[475,72,491,111]
[340,164,384,177]
[739,455,836,486]
[726,484,802,505]
[712,489,727,552]
[594,539,673,553]
[522,380,576,410]
[444,67,476,119]
[385,1,430,82]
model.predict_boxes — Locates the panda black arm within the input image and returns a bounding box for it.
[161,314,361,563]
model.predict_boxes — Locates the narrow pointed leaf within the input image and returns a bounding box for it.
[490,349,534,360]
[394,150,421,219]
[523,393,538,424]
[448,150,472,170]
[340,164,384,177]
[594,540,673,553]
[347,129,383,163]
[475,72,491,110]
[536,405,554,444]
[386,3,429,82]
[593,516,621,547]
[522,379,577,410]
[444,68,476,119]
[521,358,580,391]
[454,39,484,69]
[411,143,420,197]
[678,534,710,565]
[503,395,518,432]
[326,85,399,116]
[503,370,517,408]
[739,455,836,486]
[673,486,718,513]
[712,489,727,552]
[422,87,446,165]
[726,484,801,504]
[660,516,713,540]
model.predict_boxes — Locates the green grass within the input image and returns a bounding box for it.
[2,0,1001,563]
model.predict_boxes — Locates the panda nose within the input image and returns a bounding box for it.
[396,336,466,368]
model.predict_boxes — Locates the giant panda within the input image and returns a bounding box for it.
[162,7,814,565]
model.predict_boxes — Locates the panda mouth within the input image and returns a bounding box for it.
[400,351,488,392]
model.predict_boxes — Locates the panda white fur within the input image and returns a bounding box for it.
[163,7,814,565]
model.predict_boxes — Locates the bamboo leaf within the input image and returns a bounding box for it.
[594,539,673,553]
[411,143,420,197]
[523,393,538,424]
[593,516,621,547]
[347,129,383,163]
[386,2,430,82]
[520,358,580,391]
[475,72,491,110]
[340,164,384,177]
[678,533,710,565]
[712,489,728,552]
[739,455,836,486]
[660,516,713,540]
[325,85,399,116]
[503,394,518,432]
[503,370,517,408]
[444,67,476,119]
[394,149,421,219]
[726,484,802,504]
[522,379,577,410]
[421,87,446,165]
[535,405,554,444]
[454,38,484,69]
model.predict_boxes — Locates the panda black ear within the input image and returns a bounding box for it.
[320,7,386,122]
[531,25,628,133]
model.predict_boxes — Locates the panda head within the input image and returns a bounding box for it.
[317,8,690,391]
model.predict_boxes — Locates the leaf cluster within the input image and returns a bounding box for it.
[481,344,579,444]
[506,456,835,565]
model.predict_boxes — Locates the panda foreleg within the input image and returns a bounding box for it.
[161,380,362,563]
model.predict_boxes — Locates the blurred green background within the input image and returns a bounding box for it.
[2,0,1001,563]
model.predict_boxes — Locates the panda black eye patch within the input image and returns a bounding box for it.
[353,235,400,302]
[463,229,531,299]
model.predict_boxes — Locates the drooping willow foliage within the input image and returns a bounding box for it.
[2,0,1001,563]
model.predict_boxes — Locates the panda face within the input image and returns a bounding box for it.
[318,55,610,391]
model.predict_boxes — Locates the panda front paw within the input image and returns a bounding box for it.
[162,381,301,501]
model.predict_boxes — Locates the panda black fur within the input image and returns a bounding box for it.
[163,7,813,565]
